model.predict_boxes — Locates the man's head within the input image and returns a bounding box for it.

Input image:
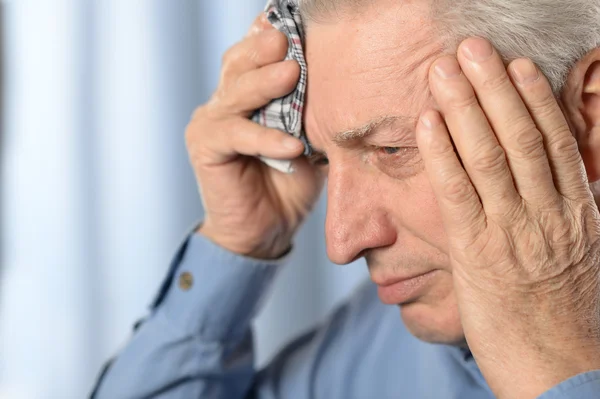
[300,0,600,345]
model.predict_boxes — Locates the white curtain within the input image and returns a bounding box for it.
[0,1,368,398]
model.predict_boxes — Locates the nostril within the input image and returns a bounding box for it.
[351,248,371,264]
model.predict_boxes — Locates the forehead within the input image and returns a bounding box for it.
[303,0,442,146]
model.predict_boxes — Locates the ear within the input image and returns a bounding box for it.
[560,48,600,183]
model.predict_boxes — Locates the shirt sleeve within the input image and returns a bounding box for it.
[536,371,600,399]
[91,231,289,399]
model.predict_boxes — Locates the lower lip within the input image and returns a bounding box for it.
[377,270,439,305]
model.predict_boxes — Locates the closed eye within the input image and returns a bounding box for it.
[374,146,423,179]
[308,153,329,166]
[382,147,401,155]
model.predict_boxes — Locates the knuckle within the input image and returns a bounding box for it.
[185,123,201,158]
[443,86,479,111]
[190,104,207,122]
[550,134,581,164]
[470,144,507,175]
[191,100,222,123]
[221,43,240,67]
[217,85,239,111]
[508,113,536,137]
[513,129,545,158]
[185,113,208,144]
[221,39,260,70]
[549,218,575,249]
[528,89,558,118]
[480,72,511,93]
[542,210,581,264]
[220,53,241,82]
[207,86,232,111]
[184,124,196,151]
[428,134,454,156]
[186,104,223,149]
[550,133,578,154]
[219,76,250,111]
[442,174,475,204]
[495,198,525,225]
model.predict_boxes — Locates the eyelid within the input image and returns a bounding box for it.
[373,145,405,153]
[382,146,401,154]
[307,152,329,165]
[375,144,418,150]
[374,146,421,162]
[367,128,418,148]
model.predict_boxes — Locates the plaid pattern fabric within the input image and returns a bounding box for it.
[253,0,311,173]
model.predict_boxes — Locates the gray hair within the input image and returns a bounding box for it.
[298,0,600,94]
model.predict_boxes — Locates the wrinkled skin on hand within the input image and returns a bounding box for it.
[186,15,324,259]
[416,37,600,399]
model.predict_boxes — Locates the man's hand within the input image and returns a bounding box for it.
[416,37,600,399]
[186,15,324,259]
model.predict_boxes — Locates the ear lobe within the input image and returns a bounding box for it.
[580,134,600,184]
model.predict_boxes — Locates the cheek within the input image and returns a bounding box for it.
[396,172,450,255]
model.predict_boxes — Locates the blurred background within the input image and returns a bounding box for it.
[0,1,368,398]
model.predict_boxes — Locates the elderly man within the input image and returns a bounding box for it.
[93,0,600,397]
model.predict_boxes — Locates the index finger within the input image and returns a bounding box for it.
[221,29,289,80]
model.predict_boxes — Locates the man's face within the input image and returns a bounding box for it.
[304,1,466,345]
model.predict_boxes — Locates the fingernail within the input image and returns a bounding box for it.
[434,57,462,79]
[461,38,494,62]
[511,58,540,85]
[283,137,302,150]
[248,14,270,36]
[261,13,274,29]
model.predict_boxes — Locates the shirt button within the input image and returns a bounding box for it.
[178,271,194,291]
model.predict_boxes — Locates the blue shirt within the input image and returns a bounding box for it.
[92,233,600,398]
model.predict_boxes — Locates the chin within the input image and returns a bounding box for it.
[398,287,466,346]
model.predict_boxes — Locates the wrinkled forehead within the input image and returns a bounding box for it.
[303,1,442,146]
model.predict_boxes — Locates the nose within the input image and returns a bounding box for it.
[325,164,396,265]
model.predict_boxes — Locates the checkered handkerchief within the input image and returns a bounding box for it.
[252,0,312,173]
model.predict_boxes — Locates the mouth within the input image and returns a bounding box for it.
[374,270,439,305]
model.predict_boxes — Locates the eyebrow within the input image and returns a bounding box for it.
[332,115,417,146]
